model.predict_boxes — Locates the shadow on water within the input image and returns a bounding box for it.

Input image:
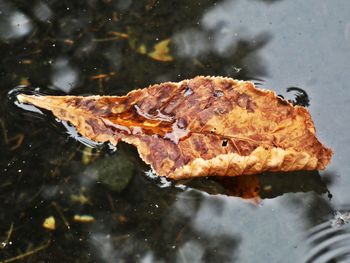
[87,176,240,262]
[179,170,330,201]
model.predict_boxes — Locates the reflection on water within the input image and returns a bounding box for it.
[1,0,350,262]
[33,2,52,22]
[179,170,329,201]
[0,1,33,40]
[51,58,79,93]
[86,189,240,262]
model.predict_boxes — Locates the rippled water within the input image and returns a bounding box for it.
[1,0,350,262]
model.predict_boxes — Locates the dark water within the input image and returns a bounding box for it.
[1,0,350,262]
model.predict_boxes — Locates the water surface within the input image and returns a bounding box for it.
[1,0,350,262]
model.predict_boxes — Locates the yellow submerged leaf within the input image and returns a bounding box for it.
[148,39,173,62]
[43,216,56,230]
[70,193,90,205]
[82,147,93,164]
[74,215,95,223]
[137,44,147,55]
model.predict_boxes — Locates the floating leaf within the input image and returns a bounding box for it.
[17,76,332,179]
[148,39,173,62]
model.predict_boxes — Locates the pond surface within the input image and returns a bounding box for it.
[1,0,350,262]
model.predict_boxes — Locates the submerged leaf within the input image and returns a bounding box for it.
[148,39,173,62]
[137,44,147,55]
[73,214,95,223]
[86,154,135,192]
[42,216,56,230]
[17,76,332,179]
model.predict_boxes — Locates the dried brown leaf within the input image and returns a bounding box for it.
[17,76,332,179]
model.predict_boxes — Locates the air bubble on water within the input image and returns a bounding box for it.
[331,211,350,228]
[184,87,193,97]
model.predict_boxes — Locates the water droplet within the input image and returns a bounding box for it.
[331,211,350,228]
[184,86,193,96]
[177,118,187,129]
[213,90,224,97]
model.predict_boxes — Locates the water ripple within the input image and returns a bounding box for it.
[303,210,350,263]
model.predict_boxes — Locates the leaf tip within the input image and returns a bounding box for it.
[16,93,27,103]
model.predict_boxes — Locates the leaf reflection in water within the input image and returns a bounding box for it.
[178,170,329,202]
